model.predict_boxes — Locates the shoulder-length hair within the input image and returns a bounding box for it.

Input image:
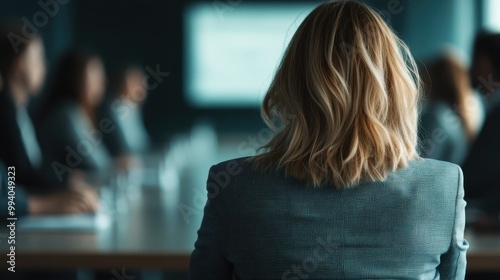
[38,50,101,125]
[422,54,476,142]
[253,0,421,188]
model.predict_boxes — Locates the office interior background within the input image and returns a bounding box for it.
[2,0,496,140]
[1,0,500,279]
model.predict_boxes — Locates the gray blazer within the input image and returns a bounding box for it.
[189,157,467,279]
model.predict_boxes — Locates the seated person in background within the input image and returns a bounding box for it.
[0,27,98,216]
[0,26,98,207]
[36,51,112,185]
[470,32,500,111]
[189,1,467,279]
[462,32,500,217]
[0,26,47,189]
[418,53,484,165]
[98,64,150,171]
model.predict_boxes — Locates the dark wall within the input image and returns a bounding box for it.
[0,0,74,63]
[73,0,190,141]
[1,0,481,143]
[0,0,75,107]
[71,0,416,143]
[74,0,279,143]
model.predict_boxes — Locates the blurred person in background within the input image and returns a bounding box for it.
[98,64,150,171]
[470,32,500,110]
[189,1,467,279]
[0,25,98,216]
[418,53,484,165]
[36,50,112,185]
[0,25,46,188]
[462,32,500,221]
[94,64,151,280]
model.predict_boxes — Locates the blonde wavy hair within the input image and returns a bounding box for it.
[253,0,421,188]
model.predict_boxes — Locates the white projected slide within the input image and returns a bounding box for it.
[184,3,315,106]
[484,0,500,32]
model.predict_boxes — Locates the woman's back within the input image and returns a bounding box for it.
[190,157,467,279]
[189,0,467,278]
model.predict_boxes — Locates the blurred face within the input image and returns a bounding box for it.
[84,59,106,107]
[20,37,46,95]
[124,69,147,104]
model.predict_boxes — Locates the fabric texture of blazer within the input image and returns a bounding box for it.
[189,157,468,279]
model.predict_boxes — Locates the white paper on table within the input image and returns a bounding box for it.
[17,212,110,232]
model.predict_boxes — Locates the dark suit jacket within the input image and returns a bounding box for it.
[189,157,467,279]
[462,105,500,213]
[0,90,51,192]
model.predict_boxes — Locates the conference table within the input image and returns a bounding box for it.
[0,186,203,271]
[1,172,500,273]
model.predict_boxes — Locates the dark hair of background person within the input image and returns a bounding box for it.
[420,55,475,141]
[471,31,500,81]
[0,25,38,92]
[37,50,100,125]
